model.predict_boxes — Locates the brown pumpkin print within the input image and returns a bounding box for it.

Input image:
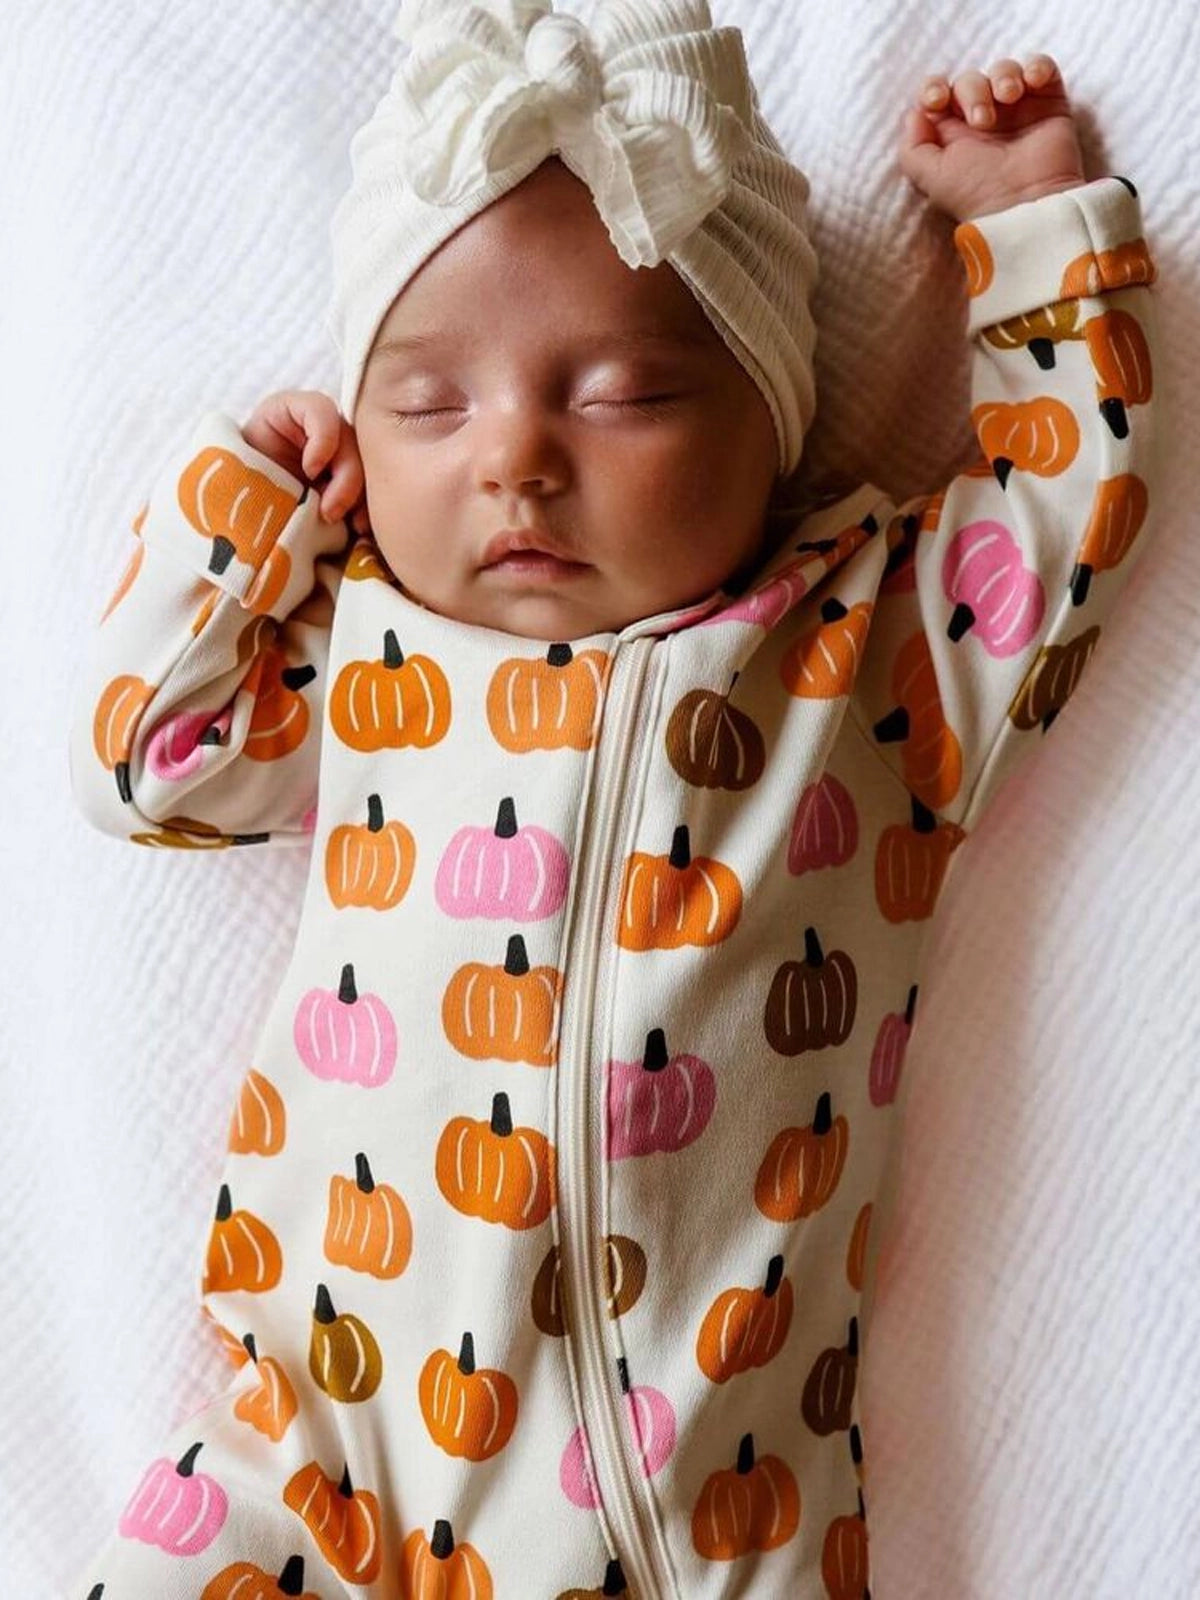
[531,1244,566,1337]
[282,1460,382,1586]
[874,797,965,923]
[764,926,857,1056]
[177,445,301,577]
[231,1331,298,1443]
[325,793,416,910]
[419,1331,519,1461]
[605,1233,648,1320]
[487,642,610,751]
[202,1183,282,1294]
[441,934,563,1065]
[308,1282,383,1403]
[665,674,766,790]
[401,1519,493,1598]
[779,597,874,699]
[201,1554,321,1600]
[971,395,1081,488]
[615,824,742,951]
[822,1489,871,1600]
[1073,473,1148,604]
[227,1068,286,1156]
[1006,624,1100,733]
[696,1255,794,1383]
[129,816,266,850]
[691,1432,801,1560]
[1085,307,1153,438]
[325,1152,412,1279]
[801,1316,859,1435]
[871,630,964,811]
[435,1092,555,1229]
[330,629,452,752]
[755,1092,849,1222]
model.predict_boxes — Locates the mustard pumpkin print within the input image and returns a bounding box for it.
[419,1331,519,1461]
[615,824,742,951]
[691,1433,801,1561]
[487,641,610,751]
[308,1283,383,1403]
[282,1460,382,1587]
[330,629,452,751]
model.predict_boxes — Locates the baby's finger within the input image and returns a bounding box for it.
[1023,54,1064,92]
[951,68,995,128]
[918,74,951,113]
[987,58,1026,105]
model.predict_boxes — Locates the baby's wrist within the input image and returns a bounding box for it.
[959,174,1088,222]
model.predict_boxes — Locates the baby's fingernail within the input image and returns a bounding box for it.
[971,105,990,124]
[998,76,1020,96]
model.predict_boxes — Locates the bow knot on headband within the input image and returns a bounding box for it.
[390,0,757,266]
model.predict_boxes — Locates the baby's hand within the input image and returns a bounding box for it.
[242,390,371,534]
[899,55,1087,222]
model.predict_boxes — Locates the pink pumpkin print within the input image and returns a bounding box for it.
[943,519,1046,657]
[300,800,318,834]
[435,796,569,921]
[701,556,813,630]
[869,985,918,1107]
[145,706,233,781]
[621,1363,676,1478]
[118,1441,228,1555]
[788,774,858,875]
[606,1029,715,1160]
[560,1423,602,1509]
[293,962,397,1087]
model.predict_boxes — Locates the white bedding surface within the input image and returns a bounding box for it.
[4,1,1198,1595]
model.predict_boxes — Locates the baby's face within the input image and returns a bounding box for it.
[354,157,779,640]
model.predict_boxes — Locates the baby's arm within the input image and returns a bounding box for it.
[68,409,352,847]
[851,57,1159,835]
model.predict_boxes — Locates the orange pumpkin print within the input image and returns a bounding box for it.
[330,629,451,751]
[691,1432,801,1560]
[282,1460,382,1586]
[418,1331,519,1461]
[435,1092,555,1229]
[177,445,301,577]
[615,825,742,951]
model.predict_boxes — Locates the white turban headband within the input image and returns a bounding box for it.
[325,0,819,475]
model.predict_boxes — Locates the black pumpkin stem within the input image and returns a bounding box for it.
[736,1432,755,1474]
[495,797,518,838]
[616,1356,631,1394]
[314,1283,337,1324]
[491,1092,513,1137]
[669,824,691,869]
[382,629,405,669]
[242,1332,258,1363]
[813,1091,833,1136]
[215,1183,232,1222]
[547,643,573,667]
[355,1151,375,1193]
[505,934,530,976]
[803,926,824,967]
[603,1557,628,1595]
[366,794,384,832]
[458,1331,476,1374]
[643,1028,668,1072]
[278,1555,306,1596]
[338,963,358,1005]
[175,1441,203,1477]
[764,1255,784,1297]
[431,1518,455,1559]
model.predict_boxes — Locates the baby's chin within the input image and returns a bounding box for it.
[395,574,630,643]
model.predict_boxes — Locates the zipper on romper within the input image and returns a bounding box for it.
[554,633,676,1600]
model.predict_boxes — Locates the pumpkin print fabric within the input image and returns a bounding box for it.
[67,176,1159,1599]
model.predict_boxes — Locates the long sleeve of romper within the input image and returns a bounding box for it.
[852,174,1160,836]
[67,410,352,848]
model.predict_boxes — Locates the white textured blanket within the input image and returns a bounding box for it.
[4,1,1197,1595]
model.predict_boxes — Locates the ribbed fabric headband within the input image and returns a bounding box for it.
[324,0,819,475]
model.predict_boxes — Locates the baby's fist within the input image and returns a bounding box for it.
[900,55,1087,221]
[242,390,370,534]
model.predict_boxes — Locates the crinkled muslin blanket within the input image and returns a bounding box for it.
[4,1,1198,1595]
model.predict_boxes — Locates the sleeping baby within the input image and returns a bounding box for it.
[68,2,1159,1596]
